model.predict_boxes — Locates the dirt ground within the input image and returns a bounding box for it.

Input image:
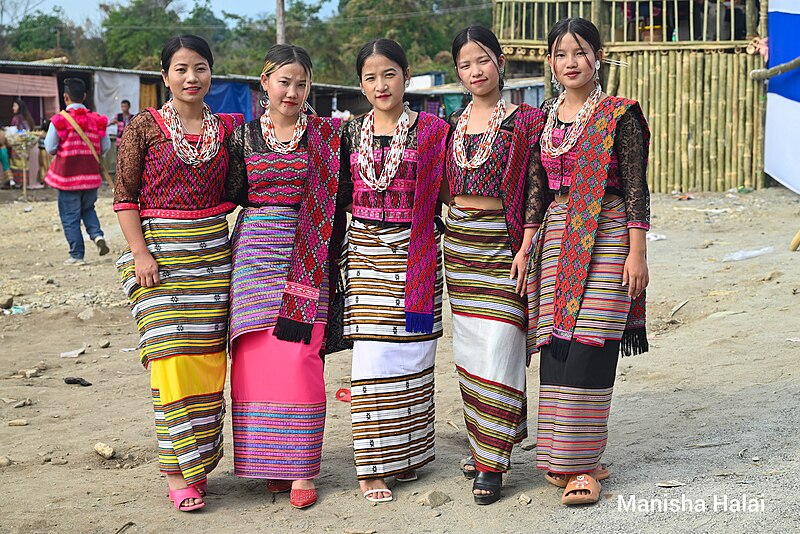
[0,185,798,534]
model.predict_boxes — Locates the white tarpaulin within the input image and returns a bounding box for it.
[93,71,140,137]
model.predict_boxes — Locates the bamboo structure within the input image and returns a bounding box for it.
[495,0,768,192]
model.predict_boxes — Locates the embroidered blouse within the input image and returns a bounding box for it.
[534,97,650,229]
[113,109,242,219]
[338,115,421,226]
[447,104,546,236]
[225,120,310,208]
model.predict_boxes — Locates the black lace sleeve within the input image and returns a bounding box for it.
[524,141,547,227]
[615,108,650,228]
[224,123,248,207]
[337,121,354,210]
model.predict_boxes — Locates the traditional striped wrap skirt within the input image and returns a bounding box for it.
[228,206,328,480]
[342,219,442,478]
[116,215,232,486]
[116,215,232,368]
[530,197,629,474]
[351,340,436,479]
[150,351,226,486]
[443,205,528,472]
[342,219,443,342]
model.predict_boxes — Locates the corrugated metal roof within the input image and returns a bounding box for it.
[0,60,362,92]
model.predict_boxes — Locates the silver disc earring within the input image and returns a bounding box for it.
[259,94,268,108]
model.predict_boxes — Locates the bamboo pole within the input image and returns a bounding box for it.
[618,51,628,99]
[650,51,659,192]
[716,51,727,191]
[692,52,703,190]
[637,51,645,103]
[727,52,738,189]
[607,56,620,96]
[708,51,719,191]
[674,49,684,191]
[746,0,757,38]
[755,66,766,189]
[667,50,677,192]
[743,52,754,188]
[736,53,747,187]
[660,51,669,193]
[681,51,690,192]
[544,60,553,101]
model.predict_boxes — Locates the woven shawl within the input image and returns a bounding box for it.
[500,103,546,253]
[274,116,343,344]
[404,112,449,333]
[551,96,651,358]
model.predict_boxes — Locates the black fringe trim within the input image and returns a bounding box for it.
[274,317,313,344]
[620,327,649,357]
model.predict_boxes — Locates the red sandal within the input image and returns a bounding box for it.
[266,479,293,494]
[290,488,318,509]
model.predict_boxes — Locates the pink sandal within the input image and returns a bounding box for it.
[169,486,205,511]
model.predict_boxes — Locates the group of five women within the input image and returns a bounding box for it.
[114,16,651,512]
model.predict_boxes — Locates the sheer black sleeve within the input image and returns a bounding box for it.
[524,141,547,227]
[337,121,354,210]
[224,123,248,207]
[614,109,650,229]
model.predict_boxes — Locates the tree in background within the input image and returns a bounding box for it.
[0,0,493,84]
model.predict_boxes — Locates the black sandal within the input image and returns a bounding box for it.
[473,471,502,505]
[460,457,477,479]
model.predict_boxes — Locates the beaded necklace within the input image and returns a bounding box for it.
[540,83,603,158]
[357,105,410,192]
[159,100,220,166]
[452,99,506,170]
[260,101,308,154]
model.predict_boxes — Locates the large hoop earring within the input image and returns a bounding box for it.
[259,94,268,109]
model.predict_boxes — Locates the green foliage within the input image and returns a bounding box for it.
[11,8,73,52]
[1,0,493,83]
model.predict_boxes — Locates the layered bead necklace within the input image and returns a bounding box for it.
[159,100,220,166]
[357,105,410,192]
[540,82,603,158]
[452,98,506,170]
[260,101,307,154]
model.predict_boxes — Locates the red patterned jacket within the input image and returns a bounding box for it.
[44,108,109,191]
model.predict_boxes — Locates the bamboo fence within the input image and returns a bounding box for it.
[604,48,766,192]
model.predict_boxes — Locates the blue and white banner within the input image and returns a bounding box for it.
[765,1,800,194]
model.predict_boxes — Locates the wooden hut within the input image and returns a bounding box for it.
[494,0,768,192]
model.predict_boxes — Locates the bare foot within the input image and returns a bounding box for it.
[166,473,203,507]
[359,477,390,500]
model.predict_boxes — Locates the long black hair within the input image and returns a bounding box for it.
[355,38,409,79]
[451,25,505,90]
[262,44,313,78]
[160,34,214,72]
[12,98,35,129]
[547,17,602,57]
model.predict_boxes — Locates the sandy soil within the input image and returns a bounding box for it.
[0,186,798,534]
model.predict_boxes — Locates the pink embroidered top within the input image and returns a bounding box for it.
[536,98,650,230]
[113,109,243,219]
[224,119,309,208]
[339,115,422,226]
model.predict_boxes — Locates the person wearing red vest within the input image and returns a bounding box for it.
[44,78,111,265]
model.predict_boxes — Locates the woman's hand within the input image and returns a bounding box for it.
[510,249,530,296]
[134,251,160,288]
[622,250,648,299]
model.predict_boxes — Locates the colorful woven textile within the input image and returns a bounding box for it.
[150,351,227,487]
[229,207,329,344]
[274,117,342,344]
[445,103,545,254]
[528,197,635,353]
[350,340,436,479]
[113,110,243,218]
[117,215,231,368]
[452,313,527,472]
[536,383,613,475]
[342,220,443,342]
[405,113,448,332]
[231,326,326,480]
[544,97,649,358]
[443,205,526,328]
[45,107,108,191]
